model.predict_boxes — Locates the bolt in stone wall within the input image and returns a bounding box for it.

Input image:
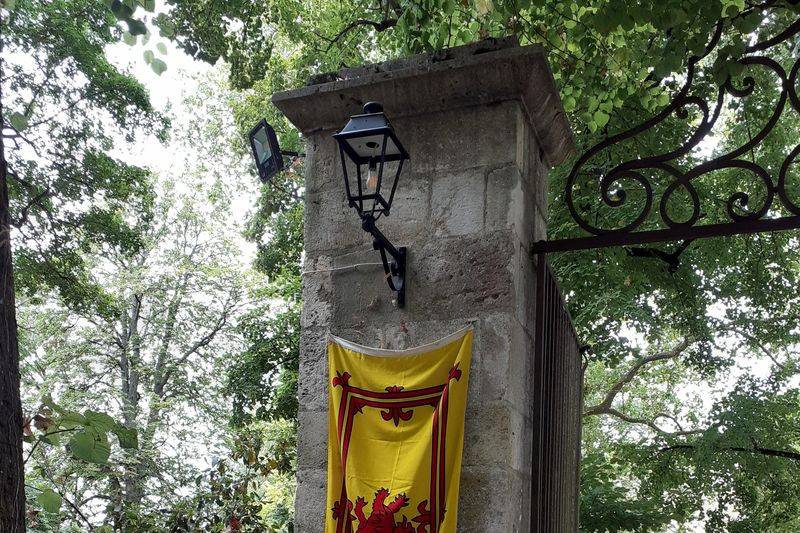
[273,37,574,533]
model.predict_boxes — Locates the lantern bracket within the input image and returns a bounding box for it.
[361,214,406,307]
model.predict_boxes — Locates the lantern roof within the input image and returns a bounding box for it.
[333,102,409,165]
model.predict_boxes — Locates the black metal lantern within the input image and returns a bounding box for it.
[334,102,410,307]
[334,102,409,217]
[249,119,284,182]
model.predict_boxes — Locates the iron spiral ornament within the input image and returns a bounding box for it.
[536,7,800,253]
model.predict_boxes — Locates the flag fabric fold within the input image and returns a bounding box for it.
[325,328,473,533]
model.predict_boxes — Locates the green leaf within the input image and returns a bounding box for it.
[594,110,610,128]
[110,1,134,19]
[42,431,61,445]
[113,425,138,449]
[58,411,85,429]
[156,42,168,55]
[69,431,95,462]
[93,436,111,464]
[734,12,761,34]
[143,50,155,64]
[155,13,177,38]
[127,18,147,36]
[84,410,115,431]
[122,31,136,46]
[37,488,61,513]
[69,430,110,464]
[1,0,17,9]
[151,58,167,75]
[140,0,155,12]
[8,112,27,132]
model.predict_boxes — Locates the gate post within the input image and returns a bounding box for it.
[273,37,575,532]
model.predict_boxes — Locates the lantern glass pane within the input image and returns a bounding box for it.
[252,127,272,166]
[344,133,400,159]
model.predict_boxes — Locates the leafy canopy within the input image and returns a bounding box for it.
[137,0,800,530]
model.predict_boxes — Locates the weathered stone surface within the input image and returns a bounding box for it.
[276,38,574,533]
[296,410,328,470]
[294,469,327,533]
[297,327,329,412]
[273,37,575,167]
[456,466,520,532]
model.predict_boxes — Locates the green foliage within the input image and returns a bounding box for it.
[29,397,139,465]
[9,0,800,529]
[136,420,296,532]
[580,452,678,531]
[228,306,300,426]
[2,0,164,318]
[153,0,800,529]
[159,1,800,530]
[35,489,61,514]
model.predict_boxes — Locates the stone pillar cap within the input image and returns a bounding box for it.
[272,36,575,168]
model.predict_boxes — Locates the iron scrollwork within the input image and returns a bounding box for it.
[535,9,800,253]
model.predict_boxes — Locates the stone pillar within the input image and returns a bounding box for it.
[273,37,574,533]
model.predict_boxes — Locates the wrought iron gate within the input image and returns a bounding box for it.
[527,9,800,531]
[530,253,583,532]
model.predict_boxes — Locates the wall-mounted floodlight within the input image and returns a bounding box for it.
[249,119,284,183]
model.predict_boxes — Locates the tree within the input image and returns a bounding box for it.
[21,183,247,529]
[1,0,166,526]
[160,0,800,528]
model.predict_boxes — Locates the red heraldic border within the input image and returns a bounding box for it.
[331,365,463,533]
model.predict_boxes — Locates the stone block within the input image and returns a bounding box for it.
[300,266,333,330]
[485,164,526,237]
[304,188,365,253]
[397,103,521,174]
[533,204,547,243]
[462,402,513,468]
[294,468,327,533]
[298,327,329,412]
[367,171,431,246]
[430,166,486,237]
[303,132,342,196]
[456,466,517,532]
[409,232,516,320]
[529,144,549,222]
[297,410,328,470]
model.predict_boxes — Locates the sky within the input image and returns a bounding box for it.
[104,28,261,264]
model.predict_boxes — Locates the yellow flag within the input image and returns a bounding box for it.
[326,329,473,533]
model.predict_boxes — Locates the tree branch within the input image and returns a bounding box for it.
[584,338,691,416]
[660,443,800,461]
[598,407,704,437]
[326,18,398,50]
[583,338,703,436]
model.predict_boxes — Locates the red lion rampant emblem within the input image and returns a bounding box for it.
[331,488,431,533]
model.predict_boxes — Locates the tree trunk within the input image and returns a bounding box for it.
[0,43,26,532]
